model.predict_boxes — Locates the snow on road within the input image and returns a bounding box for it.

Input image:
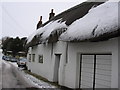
[0,50,58,89]
[10,62,18,67]
[2,60,11,69]
[24,74,56,88]
[0,49,2,68]
[10,62,57,89]
[0,60,1,68]
[0,49,2,90]
[2,61,36,88]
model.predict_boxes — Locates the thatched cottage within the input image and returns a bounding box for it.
[26,0,120,89]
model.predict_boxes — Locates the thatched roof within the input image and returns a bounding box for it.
[26,0,119,48]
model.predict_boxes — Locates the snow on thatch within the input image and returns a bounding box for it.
[59,1,119,41]
[27,19,67,44]
[27,0,119,46]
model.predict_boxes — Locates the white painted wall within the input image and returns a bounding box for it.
[52,41,67,85]
[27,44,53,81]
[118,37,120,89]
[27,41,67,82]
[64,37,119,88]
[27,37,119,89]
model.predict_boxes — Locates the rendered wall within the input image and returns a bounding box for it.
[52,41,67,85]
[27,37,119,88]
[27,41,67,82]
[118,2,120,89]
[118,37,120,89]
[27,44,53,81]
[64,37,119,88]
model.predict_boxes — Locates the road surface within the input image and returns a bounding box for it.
[1,60,37,89]
[0,60,2,90]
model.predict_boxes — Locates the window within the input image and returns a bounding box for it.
[32,54,35,62]
[29,54,31,62]
[38,55,43,63]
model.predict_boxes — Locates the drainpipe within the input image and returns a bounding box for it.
[62,41,68,85]
[47,42,54,81]
[51,42,53,58]
[66,42,68,63]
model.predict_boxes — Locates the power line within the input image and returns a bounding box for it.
[2,5,29,37]
[2,16,24,37]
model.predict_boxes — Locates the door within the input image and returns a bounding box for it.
[53,54,61,82]
[79,54,112,89]
[80,55,94,88]
[95,55,112,88]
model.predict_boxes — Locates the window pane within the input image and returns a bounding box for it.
[32,54,35,62]
[38,55,43,63]
[29,54,31,62]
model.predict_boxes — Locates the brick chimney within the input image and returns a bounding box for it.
[49,9,55,20]
[37,16,42,29]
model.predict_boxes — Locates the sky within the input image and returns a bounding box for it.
[0,0,86,39]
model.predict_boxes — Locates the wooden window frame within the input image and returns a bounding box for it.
[29,54,31,62]
[32,54,35,62]
[38,55,43,63]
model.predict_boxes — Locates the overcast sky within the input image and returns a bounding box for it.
[0,0,86,38]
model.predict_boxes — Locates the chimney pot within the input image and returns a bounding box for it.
[40,16,42,21]
[37,16,42,29]
[51,9,53,13]
[49,9,55,20]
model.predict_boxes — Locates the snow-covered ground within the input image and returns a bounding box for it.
[24,74,57,88]
[0,49,2,68]
[0,50,57,89]
[10,62,57,88]
[0,49,2,90]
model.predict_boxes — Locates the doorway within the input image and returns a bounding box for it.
[53,54,61,82]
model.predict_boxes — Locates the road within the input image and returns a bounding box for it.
[0,60,2,90]
[1,60,37,89]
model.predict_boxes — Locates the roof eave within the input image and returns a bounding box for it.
[68,30,120,42]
